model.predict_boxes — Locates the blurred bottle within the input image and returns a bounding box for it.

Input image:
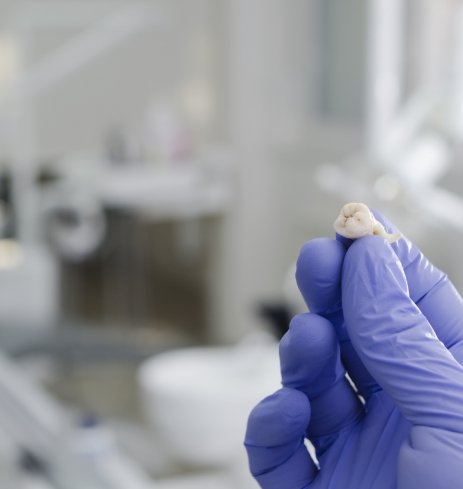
[105,126,144,166]
[72,414,155,489]
[0,165,16,238]
[144,100,193,165]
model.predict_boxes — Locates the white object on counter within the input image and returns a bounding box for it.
[17,474,55,489]
[0,429,21,489]
[138,336,281,469]
[71,419,158,489]
[0,245,57,329]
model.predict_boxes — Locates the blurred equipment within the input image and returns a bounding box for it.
[0,167,16,237]
[0,243,57,329]
[312,0,463,243]
[0,350,158,489]
[46,192,106,262]
[258,301,293,339]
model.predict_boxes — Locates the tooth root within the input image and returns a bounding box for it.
[372,221,402,243]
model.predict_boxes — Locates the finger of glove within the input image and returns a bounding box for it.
[296,238,379,397]
[373,210,463,355]
[398,427,463,489]
[280,313,363,442]
[244,388,318,489]
[343,236,463,431]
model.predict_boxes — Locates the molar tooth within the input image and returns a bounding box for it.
[334,202,402,244]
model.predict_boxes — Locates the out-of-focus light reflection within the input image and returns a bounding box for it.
[0,35,21,93]
[0,239,23,269]
[373,174,401,201]
[181,79,214,126]
[394,134,449,187]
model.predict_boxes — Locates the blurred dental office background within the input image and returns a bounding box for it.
[0,0,463,488]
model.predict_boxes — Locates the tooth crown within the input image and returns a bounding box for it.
[334,202,401,244]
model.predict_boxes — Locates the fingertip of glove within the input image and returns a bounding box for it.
[344,236,402,279]
[296,238,345,313]
[280,314,343,396]
[245,388,310,447]
[297,238,345,278]
[345,235,392,262]
[336,233,353,249]
[282,313,338,365]
[343,236,409,310]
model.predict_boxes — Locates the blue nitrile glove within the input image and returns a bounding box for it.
[245,211,463,489]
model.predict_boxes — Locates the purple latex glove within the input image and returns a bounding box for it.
[245,211,463,488]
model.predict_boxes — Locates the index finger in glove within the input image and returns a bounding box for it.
[373,210,463,360]
[343,236,463,431]
[296,238,379,397]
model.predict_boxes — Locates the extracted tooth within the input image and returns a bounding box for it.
[334,202,401,244]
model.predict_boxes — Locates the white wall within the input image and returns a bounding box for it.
[0,0,221,159]
[0,1,386,343]
[209,0,324,343]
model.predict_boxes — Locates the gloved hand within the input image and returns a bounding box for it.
[245,211,463,489]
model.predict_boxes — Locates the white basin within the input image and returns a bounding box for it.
[138,341,280,468]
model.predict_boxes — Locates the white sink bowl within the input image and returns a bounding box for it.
[138,342,280,468]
